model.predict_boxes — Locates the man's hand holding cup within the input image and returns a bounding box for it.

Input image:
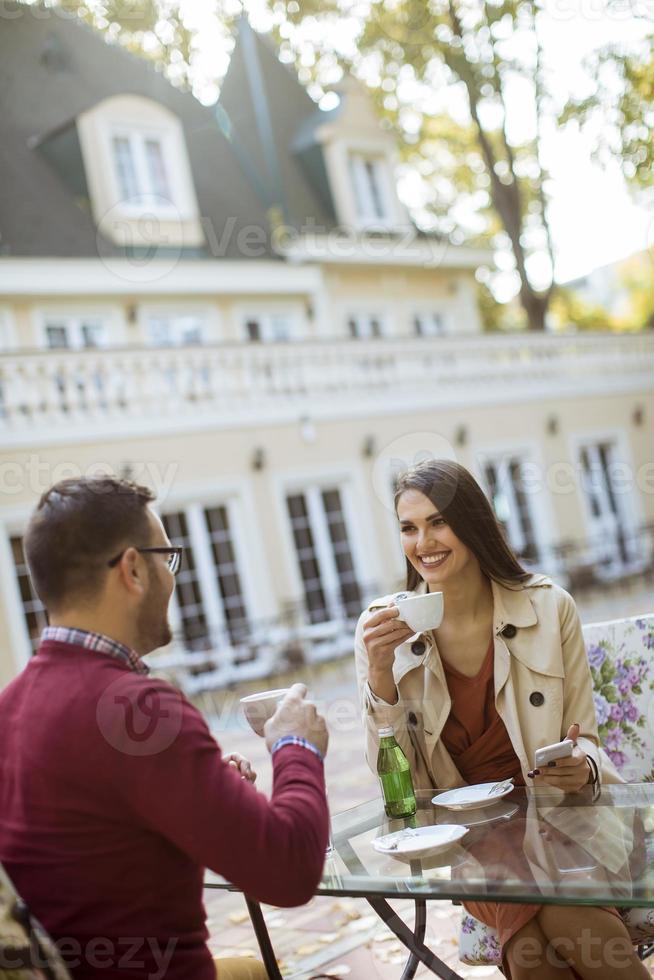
[264,682,329,759]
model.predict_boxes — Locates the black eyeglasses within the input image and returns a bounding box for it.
[107,547,183,575]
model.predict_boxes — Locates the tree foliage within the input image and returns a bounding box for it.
[274,0,564,331]
[552,253,654,333]
[52,0,202,90]
[561,36,654,190]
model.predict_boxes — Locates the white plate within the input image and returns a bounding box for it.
[432,781,515,811]
[373,824,469,860]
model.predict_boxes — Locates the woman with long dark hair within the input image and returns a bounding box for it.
[354,459,643,980]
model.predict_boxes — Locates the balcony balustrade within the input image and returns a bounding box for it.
[1,331,653,443]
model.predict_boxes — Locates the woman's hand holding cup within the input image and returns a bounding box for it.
[363,606,414,704]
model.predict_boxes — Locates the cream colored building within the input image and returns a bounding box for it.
[1,9,653,690]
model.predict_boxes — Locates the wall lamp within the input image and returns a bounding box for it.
[251,448,266,472]
[546,415,559,437]
[633,404,645,428]
[362,435,376,459]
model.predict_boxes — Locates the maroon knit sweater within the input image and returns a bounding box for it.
[0,640,328,979]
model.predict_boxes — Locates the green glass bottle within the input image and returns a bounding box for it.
[376,726,417,818]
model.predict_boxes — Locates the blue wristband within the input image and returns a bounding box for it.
[271,735,324,762]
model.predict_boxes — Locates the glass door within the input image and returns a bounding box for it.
[578,441,642,578]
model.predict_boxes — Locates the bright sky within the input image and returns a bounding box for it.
[183,0,653,288]
[532,6,652,284]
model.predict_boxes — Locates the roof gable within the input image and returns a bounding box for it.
[217,19,337,227]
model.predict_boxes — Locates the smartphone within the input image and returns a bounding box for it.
[534,738,574,768]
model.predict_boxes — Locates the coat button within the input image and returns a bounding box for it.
[530,691,545,707]
[411,640,426,656]
[501,624,517,639]
[408,711,418,726]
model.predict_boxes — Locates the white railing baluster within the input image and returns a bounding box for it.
[1,333,653,438]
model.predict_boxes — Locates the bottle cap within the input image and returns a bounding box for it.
[378,726,394,737]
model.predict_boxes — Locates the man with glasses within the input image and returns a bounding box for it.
[0,476,329,980]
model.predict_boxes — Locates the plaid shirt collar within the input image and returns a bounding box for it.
[41,626,149,675]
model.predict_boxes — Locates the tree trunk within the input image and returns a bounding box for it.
[520,286,550,332]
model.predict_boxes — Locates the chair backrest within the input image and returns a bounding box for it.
[0,861,72,980]
[582,614,654,782]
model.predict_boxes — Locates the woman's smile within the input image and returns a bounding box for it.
[417,550,451,571]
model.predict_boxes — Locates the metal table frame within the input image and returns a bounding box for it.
[215,786,654,978]
[242,891,456,980]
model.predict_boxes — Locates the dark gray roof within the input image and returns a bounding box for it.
[0,6,340,258]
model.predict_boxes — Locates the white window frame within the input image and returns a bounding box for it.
[240,312,299,343]
[348,152,395,227]
[570,430,648,579]
[109,127,178,214]
[158,496,255,662]
[347,312,387,339]
[39,313,108,350]
[0,308,17,351]
[478,454,540,561]
[413,311,448,337]
[474,444,555,572]
[277,472,367,625]
[146,313,207,347]
[2,512,48,672]
[139,303,218,348]
[160,508,212,652]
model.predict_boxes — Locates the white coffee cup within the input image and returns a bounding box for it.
[240,688,289,737]
[393,591,444,633]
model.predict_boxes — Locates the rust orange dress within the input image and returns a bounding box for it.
[440,639,618,974]
[440,639,539,954]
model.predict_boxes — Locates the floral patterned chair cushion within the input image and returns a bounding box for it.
[585,616,654,781]
[459,909,654,966]
[459,913,502,966]
[459,613,654,967]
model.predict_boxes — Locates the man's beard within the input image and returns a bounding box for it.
[136,581,173,655]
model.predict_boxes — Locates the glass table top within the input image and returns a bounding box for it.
[319,784,654,906]
[206,783,654,907]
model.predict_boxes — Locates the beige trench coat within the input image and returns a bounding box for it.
[354,575,622,790]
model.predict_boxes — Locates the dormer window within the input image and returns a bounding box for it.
[348,153,392,225]
[77,94,204,247]
[111,133,172,206]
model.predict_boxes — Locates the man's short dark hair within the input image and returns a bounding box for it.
[24,476,156,611]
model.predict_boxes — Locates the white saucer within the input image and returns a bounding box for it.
[432,781,515,811]
[373,824,468,861]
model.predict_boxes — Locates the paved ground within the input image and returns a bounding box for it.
[200,585,654,979]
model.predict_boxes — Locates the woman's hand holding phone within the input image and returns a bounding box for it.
[527,723,590,792]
